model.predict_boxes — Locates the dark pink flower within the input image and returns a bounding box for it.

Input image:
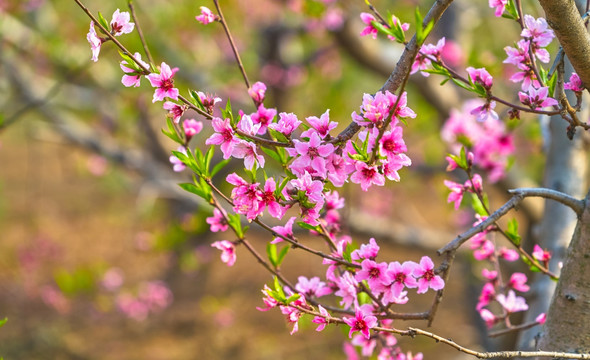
[271,216,296,244]
[355,259,389,289]
[532,244,551,262]
[509,272,530,292]
[343,305,378,340]
[535,312,547,324]
[146,62,179,102]
[489,0,508,17]
[163,101,186,124]
[350,161,385,191]
[384,260,418,298]
[359,12,378,39]
[303,110,338,139]
[477,283,495,311]
[250,105,277,135]
[291,132,334,177]
[564,73,584,93]
[412,256,445,293]
[211,240,236,266]
[196,6,218,25]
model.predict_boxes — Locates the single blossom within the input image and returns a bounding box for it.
[351,334,377,357]
[467,67,493,89]
[197,92,222,113]
[206,208,229,232]
[311,305,330,332]
[564,73,584,93]
[248,81,267,105]
[120,52,148,87]
[350,161,385,191]
[496,290,528,313]
[532,244,552,262]
[351,238,380,261]
[271,217,296,244]
[183,119,203,140]
[355,259,389,290]
[342,305,378,339]
[518,87,558,109]
[110,9,135,36]
[480,308,497,328]
[268,112,301,136]
[146,62,179,102]
[412,256,445,293]
[196,6,218,25]
[509,272,530,292]
[489,0,508,17]
[163,102,186,124]
[359,12,379,39]
[86,21,103,62]
[211,240,237,266]
[206,117,239,159]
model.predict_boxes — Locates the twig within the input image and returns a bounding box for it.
[212,0,251,90]
[507,188,585,216]
[488,320,541,338]
[127,0,155,66]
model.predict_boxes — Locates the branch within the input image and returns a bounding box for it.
[331,0,455,144]
[508,188,585,216]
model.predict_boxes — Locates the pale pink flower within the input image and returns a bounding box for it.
[268,112,301,136]
[351,238,380,261]
[196,6,217,25]
[211,240,236,266]
[146,62,179,102]
[312,305,330,331]
[499,247,519,262]
[411,37,445,76]
[518,87,558,109]
[206,117,239,159]
[101,268,124,291]
[467,67,493,89]
[206,208,229,232]
[197,92,222,113]
[303,110,338,139]
[521,15,554,48]
[120,52,148,87]
[250,105,277,135]
[110,9,134,36]
[351,334,377,357]
[497,290,528,313]
[86,21,103,62]
[480,308,497,328]
[295,276,332,298]
[169,146,187,172]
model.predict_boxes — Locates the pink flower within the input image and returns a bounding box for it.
[350,161,385,191]
[291,132,334,176]
[480,308,497,328]
[211,240,236,266]
[532,244,551,262]
[197,92,222,113]
[412,256,445,293]
[411,38,445,76]
[467,67,493,89]
[521,15,554,48]
[206,117,239,159]
[482,268,498,281]
[443,179,464,209]
[359,12,379,39]
[258,177,284,218]
[183,119,203,140]
[518,87,558,109]
[334,271,359,309]
[564,73,584,93]
[232,140,265,170]
[355,259,389,289]
[271,217,296,244]
[110,9,134,36]
[268,112,301,136]
[248,81,267,105]
[496,290,528,313]
[169,146,187,172]
[196,6,218,25]
[86,21,103,62]
[146,62,179,102]
[163,101,186,124]
[470,100,499,122]
[384,261,418,298]
[509,272,530,292]
[351,238,380,261]
[303,110,338,139]
[489,0,508,17]
[342,305,378,339]
[257,285,279,311]
[535,312,547,324]
[379,127,407,159]
[120,52,148,87]
[498,247,519,262]
[295,276,332,298]
[206,208,229,232]
[351,334,377,357]
[250,105,277,135]
[477,283,496,310]
[312,305,330,332]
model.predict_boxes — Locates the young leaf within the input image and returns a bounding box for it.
[267,242,278,267]
[96,12,110,34]
[470,193,487,217]
[204,145,215,176]
[276,245,290,267]
[210,159,231,178]
[0,318,6,328]
[297,221,322,233]
[285,293,301,304]
[506,219,522,246]
[179,182,209,200]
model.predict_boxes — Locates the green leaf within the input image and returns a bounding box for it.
[162,117,182,144]
[506,219,521,246]
[179,182,210,200]
[96,11,110,34]
[267,128,289,144]
[451,78,476,93]
[189,90,206,111]
[414,8,424,44]
[273,276,285,299]
[0,318,7,328]
[276,245,290,266]
[470,193,487,216]
[357,292,371,305]
[210,159,230,178]
[204,146,215,176]
[222,99,235,126]
[261,146,282,164]
[503,0,519,21]
[297,221,321,232]
[267,243,278,267]
[285,293,301,304]
[547,70,558,99]
[371,20,394,38]
[521,255,541,273]
[227,213,244,238]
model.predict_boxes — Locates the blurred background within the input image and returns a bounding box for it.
[0,0,549,359]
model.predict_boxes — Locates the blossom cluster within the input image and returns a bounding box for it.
[441,99,514,183]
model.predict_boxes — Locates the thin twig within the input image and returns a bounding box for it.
[127,0,155,66]
[508,187,585,216]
